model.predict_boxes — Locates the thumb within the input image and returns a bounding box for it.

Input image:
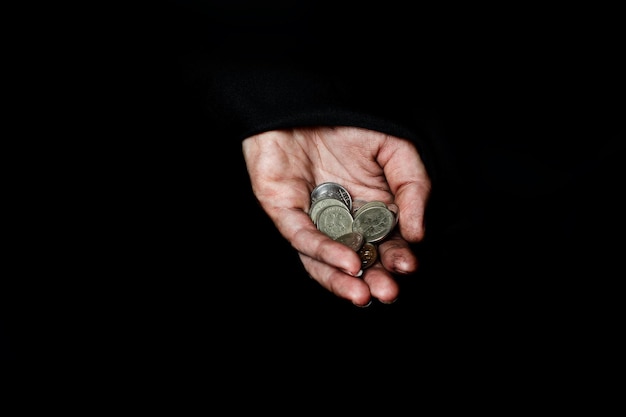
[384,140,431,243]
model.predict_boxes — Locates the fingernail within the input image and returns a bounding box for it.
[353,300,372,308]
[341,268,363,277]
[381,298,398,305]
[394,260,413,275]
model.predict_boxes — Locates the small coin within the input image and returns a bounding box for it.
[334,231,365,252]
[357,242,378,269]
[310,182,352,212]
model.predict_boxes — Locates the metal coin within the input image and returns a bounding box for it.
[352,200,387,218]
[357,242,378,269]
[309,197,349,225]
[351,199,368,215]
[334,231,365,252]
[316,204,354,240]
[310,182,352,212]
[352,205,396,243]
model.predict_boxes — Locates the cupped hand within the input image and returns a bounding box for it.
[242,126,431,306]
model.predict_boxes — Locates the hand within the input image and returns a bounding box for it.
[242,126,431,306]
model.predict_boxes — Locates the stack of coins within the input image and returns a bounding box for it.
[309,182,398,269]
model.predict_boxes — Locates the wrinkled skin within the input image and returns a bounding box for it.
[242,126,431,307]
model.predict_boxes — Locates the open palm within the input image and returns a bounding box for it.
[242,126,431,306]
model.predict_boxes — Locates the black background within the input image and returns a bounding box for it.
[2,1,624,364]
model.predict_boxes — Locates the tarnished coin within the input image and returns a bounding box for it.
[310,182,352,212]
[351,199,368,215]
[334,231,365,252]
[387,203,399,227]
[353,200,387,218]
[309,197,349,225]
[316,204,353,239]
[352,204,396,243]
[357,242,378,269]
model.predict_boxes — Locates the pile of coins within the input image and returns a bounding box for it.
[309,182,398,269]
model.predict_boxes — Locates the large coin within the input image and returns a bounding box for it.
[309,197,349,225]
[352,205,396,243]
[353,200,387,217]
[316,204,353,240]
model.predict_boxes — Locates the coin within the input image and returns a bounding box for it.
[351,199,368,215]
[357,242,378,269]
[353,200,387,218]
[310,182,352,212]
[334,231,365,252]
[316,204,354,239]
[352,204,396,243]
[309,197,348,225]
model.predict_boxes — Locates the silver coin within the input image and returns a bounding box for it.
[309,197,349,225]
[310,182,352,212]
[352,205,396,243]
[316,204,354,240]
[353,200,387,218]
[351,199,368,215]
[334,231,365,252]
[355,201,399,228]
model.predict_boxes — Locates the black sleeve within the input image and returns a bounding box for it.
[170,1,456,194]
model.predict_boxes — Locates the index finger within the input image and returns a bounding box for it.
[272,207,364,277]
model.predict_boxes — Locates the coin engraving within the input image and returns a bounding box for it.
[316,204,353,239]
[309,197,348,225]
[352,205,396,243]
